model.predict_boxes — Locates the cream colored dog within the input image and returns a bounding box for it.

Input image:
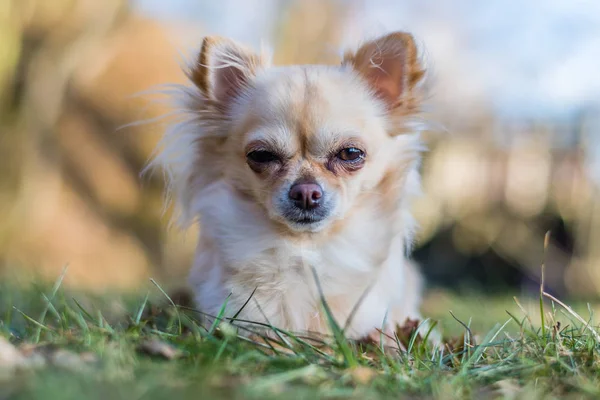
[151,32,432,343]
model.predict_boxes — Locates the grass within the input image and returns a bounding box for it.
[2,278,600,400]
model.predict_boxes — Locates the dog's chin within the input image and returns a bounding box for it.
[270,200,337,234]
[270,209,333,233]
[284,216,330,233]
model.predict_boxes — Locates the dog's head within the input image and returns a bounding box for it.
[185,33,425,233]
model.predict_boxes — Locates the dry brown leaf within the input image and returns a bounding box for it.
[394,318,423,348]
[349,366,376,385]
[137,338,181,360]
[248,334,296,356]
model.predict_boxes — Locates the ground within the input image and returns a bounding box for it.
[1,277,600,400]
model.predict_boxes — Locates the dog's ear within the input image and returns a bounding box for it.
[190,37,267,107]
[343,32,424,111]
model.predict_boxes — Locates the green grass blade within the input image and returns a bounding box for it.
[208,294,231,336]
[33,264,68,342]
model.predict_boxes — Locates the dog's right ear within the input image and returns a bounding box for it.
[189,37,267,108]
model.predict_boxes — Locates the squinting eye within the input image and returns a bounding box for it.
[246,150,279,163]
[336,147,365,162]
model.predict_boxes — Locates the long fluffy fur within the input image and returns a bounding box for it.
[147,32,437,343]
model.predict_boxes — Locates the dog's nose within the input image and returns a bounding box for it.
[289,183,323,210]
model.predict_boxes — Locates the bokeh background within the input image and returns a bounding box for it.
[1,0,599,301]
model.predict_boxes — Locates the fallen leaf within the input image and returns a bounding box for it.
[349,366,376,385]
[137,338,181,360]
[495,379,521,398]
[247,334,295,356]
[52,349,91,371]
[395,318,423,348]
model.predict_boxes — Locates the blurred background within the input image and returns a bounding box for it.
[1,0,599,300]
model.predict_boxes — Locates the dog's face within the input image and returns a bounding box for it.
[190,34,424,233]
[229,68,392,232]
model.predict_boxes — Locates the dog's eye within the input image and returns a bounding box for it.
[246,150,279,163]
[336,147,364,162]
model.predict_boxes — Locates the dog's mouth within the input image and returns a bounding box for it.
[290,215,324,225]
[282,210,330,229]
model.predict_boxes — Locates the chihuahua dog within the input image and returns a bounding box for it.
[150,31,432,343]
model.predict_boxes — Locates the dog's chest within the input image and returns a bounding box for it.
[224,205,397,300]
[233,235,400,333]
[197,185,402,330]
[238,226,391,305]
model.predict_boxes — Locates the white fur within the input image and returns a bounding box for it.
[187,174,423,337]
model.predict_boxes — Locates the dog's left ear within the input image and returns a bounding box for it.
[190,37,267,108]
[343,32,424,112]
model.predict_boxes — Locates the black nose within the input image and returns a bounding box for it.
[288,183,323,210]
